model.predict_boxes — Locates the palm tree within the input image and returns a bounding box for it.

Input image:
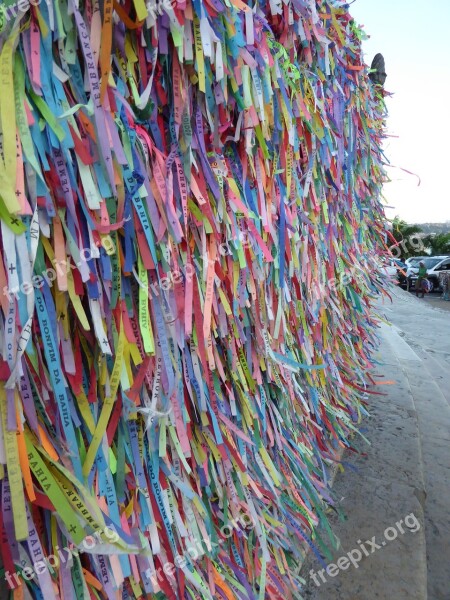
[422,233,450,255]
[390,218,424,259]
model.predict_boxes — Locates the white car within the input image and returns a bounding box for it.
[405,256,427,267]
[407,256,450,292]
[380,259,397,278]
[379,258,406,284]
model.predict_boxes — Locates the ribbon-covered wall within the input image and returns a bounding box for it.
[0,0,388,598]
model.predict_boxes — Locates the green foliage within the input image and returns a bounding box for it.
[422,233,450,255]
[390,218,424,259]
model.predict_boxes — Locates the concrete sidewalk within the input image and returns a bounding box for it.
[302,287,450,600]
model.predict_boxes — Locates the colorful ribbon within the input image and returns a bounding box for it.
[0,0,389,598]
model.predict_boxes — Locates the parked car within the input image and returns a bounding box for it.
[379,258,397,278]
[379,258,407,286]
[405,256,428,267]
[393,259,407,287]
[407,256,450,292]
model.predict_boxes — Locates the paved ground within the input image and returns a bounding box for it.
[397,284,450,312]
[302,287,450,600]
[419,293,450,313]
[400,284,450,313]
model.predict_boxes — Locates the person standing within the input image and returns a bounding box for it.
[416,261,427,298]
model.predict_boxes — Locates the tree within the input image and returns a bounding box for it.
[422,233,450,255]
[389,218,424,259]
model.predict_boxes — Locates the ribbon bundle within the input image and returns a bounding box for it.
[0,0,388,598]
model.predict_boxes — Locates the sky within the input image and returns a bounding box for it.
[350,0,450,224]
